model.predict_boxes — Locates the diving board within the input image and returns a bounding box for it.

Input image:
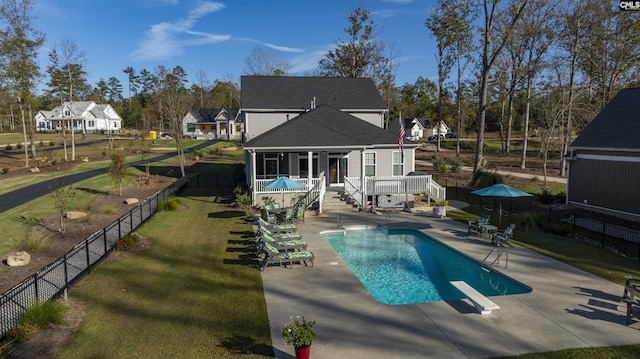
[450,281,500,315]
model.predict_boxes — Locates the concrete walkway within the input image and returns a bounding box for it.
[261,207,640,358]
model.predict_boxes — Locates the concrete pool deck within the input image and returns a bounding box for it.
[261,208,640,359]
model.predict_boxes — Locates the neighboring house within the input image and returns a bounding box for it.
[389,117,430,141]
[181,108,242,140]
[566,86,640,218]
[35,101,122,134]
[430,120,449,136]
[241,76,443,210]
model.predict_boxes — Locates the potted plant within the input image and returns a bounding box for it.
[281,316,316,359]
[433,199,448,218]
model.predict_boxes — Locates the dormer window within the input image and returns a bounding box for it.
[64,110,70,116]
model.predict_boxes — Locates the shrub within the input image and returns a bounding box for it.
[1,168,8,174]
[432,156,448,173]
[5,144,12,150]
[116,233,142,251]
[8,324,37,343]
[512,211,537,230]
[48,140,55,147]
[23,233,50,252]
[536,188,556,204]
[102,205,118,214]
[232,185,253,211]
[38,140,44,147]
[15,143,22,149]
[469,169,503,188]
[281,316,316,348]
[449,157,463,173]
[20,300,66,329]
[79,214,93,223]
[158,196,182,211]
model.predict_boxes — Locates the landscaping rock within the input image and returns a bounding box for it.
[29,167,40,173]
[82,157,89,162]
[7,251,31,267]
[66,211,87,219]
[124,198,139,205]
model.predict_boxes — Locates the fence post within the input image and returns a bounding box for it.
[85,239,91,269]
[63,254,69,287]
[129,209,133,231]
[103,228,108,253]
[118,218,122,240]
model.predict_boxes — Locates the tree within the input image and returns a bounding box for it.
[244,47,291,76]
[159,65,191,177]
[472,0,528,173]
[106,76,123,103]
[110,153,128,196]
[317,4,393,90]
[515,0,559,170]
[0,0,45,168]
[426,1,457,152]
[49,179,75,237]
[123,66,139,102]
[46,37,88,161]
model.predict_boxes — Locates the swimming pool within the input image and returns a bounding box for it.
[321,227,531,305]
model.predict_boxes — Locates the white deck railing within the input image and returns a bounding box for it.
[343,175,446,209]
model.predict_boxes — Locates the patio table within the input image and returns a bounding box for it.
[479,224,497,240]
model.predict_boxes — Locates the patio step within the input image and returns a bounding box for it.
[322,190,357,213]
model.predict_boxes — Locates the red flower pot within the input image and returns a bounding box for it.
[295,345,311,359]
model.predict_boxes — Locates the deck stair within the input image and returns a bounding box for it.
[481,249,508,272]
[322,188,358,213]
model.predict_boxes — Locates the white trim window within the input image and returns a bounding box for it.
[364,152,376,177]
[392,151,404,176]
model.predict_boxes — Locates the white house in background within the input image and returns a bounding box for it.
[430,121,450,136]
[35,101,122,134]
[390,117,430,140]
[181,108,243,140]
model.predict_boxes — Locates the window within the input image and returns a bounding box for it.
[64,110,70,116]
[187,123,196,132]
[364,153,376,177]
[392,151,404,176]
[88,120,95,127]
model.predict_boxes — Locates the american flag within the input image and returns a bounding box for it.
[398,117,405,159]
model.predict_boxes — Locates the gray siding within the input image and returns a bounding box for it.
[568,157,640,215]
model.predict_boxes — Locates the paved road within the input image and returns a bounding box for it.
[0,141,216,214]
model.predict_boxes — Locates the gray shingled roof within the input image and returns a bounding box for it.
[190,108,239,122]
[241,76,387,110]
[570,87,640,150]
[244,105,412,149]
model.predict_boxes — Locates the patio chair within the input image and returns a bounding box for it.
[259,242,314,271]
[279,207,296,224]
[259,224,303,241]
[261,208,277,224]
[295,204,305,224]
[468,214,491,235]
[492,223,516,246]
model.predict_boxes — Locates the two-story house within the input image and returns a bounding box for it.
[241,76,443,210]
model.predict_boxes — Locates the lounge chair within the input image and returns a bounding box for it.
[259,242,314,271]
[492,223,516,246]
[258,217,296,233]
[258,230,307,252]
[278,207,296,224]
[261,208,277,224]
[468,214,491,235]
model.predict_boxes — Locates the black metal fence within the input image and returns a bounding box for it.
[436,176,640,261]
[0,176,190,337]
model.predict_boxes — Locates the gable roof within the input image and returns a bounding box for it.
[241,76,387,111]
[188,108,239,122]
[570,87,640,150]
[244,105,414,149]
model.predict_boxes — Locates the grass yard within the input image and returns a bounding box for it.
[54,147,272,358]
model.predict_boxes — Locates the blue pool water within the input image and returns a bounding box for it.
[322,227,531,305]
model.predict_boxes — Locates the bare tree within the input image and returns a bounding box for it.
[472,0,528,172]
[244,47,291,76]
[110,153,128,197]
[159,66,191,177]
[49,179,76,237]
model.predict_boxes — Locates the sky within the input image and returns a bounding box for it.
[33,0,439,94]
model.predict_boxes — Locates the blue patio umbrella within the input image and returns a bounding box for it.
[472,183,533,226]
[263,177,304,206]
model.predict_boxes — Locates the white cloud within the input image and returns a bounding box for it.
[287,45,334,74]
[237,37,305,53]
[131,1,229,61]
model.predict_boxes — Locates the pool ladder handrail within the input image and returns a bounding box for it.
[482,249,508,272]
